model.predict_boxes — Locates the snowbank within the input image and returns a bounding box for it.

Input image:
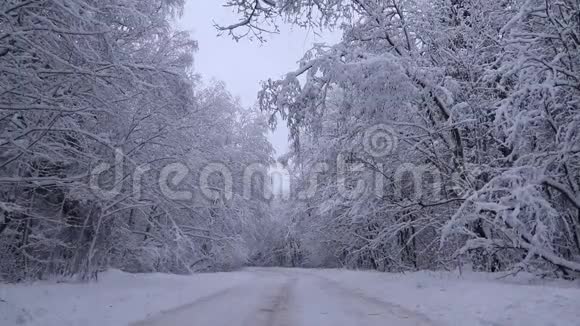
[310,269,580,326]
[0,270,255,326]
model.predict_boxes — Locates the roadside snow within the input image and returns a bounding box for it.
[310,269,580,326]
[0,270,255,326]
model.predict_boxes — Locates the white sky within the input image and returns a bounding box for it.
[178,0,340,158]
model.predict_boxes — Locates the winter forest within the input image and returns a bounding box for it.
[1,0,579,286]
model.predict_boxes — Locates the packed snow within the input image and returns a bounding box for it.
[1,268,578,326]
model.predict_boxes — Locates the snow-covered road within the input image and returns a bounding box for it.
[132,268,433,326]
[3,268,579,326]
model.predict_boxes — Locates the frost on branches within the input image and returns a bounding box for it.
[1,0,578,282]
[228,0,580,278]
[0,0,273,281]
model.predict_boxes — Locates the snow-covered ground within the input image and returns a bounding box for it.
[0,270,255,326]
[1,268,578,326]
[317,269,580,326]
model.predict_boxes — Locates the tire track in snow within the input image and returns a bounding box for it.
[131,271,294,326]
[131,283,247,326]
[244,276,297,326]
[308,271,438,326]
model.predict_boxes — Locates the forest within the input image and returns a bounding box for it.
[1,0,579,283]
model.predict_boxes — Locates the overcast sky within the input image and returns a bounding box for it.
[178,1,339,158]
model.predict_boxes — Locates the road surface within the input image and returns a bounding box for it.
[132,268,435,326]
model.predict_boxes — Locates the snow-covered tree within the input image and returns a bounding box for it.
[223,0,580,278]
[0,0,273,281]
